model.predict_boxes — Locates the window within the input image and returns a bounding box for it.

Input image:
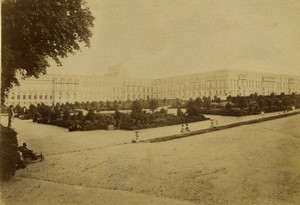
[28,95,31,100]
[34,95,37,100]
[11,96,14,100]
[17,95,20,99]
[39,95,42,100]
[23,95,26,100]
[45,95,48,100]
[50,96,52,100]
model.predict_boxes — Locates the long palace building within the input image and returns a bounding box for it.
[5,69,300,107]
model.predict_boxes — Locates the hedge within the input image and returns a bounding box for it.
[0,124,18,181]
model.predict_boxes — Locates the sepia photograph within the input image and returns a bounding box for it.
[1,0,300,204]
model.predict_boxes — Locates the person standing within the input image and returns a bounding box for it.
[8,105,14,128]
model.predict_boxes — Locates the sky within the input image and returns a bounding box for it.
[48,0,300,78]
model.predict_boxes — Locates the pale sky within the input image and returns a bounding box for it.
[48,0,300,78]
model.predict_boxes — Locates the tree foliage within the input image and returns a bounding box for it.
[203,96,211,110]
[1,0,94,104]
[225,102,232,110]
[149,99,159,112]
[186,98,202,117]
[131,100,143,114]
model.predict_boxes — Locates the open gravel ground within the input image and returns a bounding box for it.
[1,114,300,205]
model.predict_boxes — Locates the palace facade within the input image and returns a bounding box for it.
[5,70,300,107]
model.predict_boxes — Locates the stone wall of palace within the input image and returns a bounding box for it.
[5,70,300,107]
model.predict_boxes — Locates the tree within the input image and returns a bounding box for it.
[131,100,143,114]
[226,95,233,101]
[280,92,286,97]
[114,110,121,129]
[186,98,201,117]
[257,96,266,108]
[274,99,280,106]
[77,111,84,121]
[270,92,276,98]
[149,99,159,112]
[74,101,80,108]
[43,106,52,121]
[238,97,247,110]
[14,104,22,114]
[213,95,221,103]
[282,97,292,106]
[194,97,203,108]
[28,104,37,115]
[177,108,184,116]
[291,92,296,100]
[172,98,183,108]
[112,101,119,110]
[266,99,273,107]
[1,0,94,104]
[203,96,211,110]
[186,99,195,116]
[225,102,232,110]
[105,101,112,109]
[86,109,96,121]
[53,105,62,119]
[63,109,71,121]
[159,108,168,115]
[37,103,48,117]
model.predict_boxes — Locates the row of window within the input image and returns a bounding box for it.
[8,101,54,107]
[11,95,53,100]
[112,86,154,93]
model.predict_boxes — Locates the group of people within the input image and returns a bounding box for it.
[181,124,191,132]
[6,105,44,168]
[16,143,33,169]
[18,143,33,155]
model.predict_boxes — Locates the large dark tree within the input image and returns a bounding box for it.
[1,0,94,104]
[149,99,159,112]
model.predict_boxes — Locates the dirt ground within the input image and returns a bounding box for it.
[1,115,300,205]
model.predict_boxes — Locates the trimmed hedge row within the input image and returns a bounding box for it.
[120,112,208,130]
[197,105,292,117]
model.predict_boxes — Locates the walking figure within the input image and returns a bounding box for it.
[135,131,140,142]
[210,119,214,128]
[185,123,190,132]
[8,105,14,128]
[180,124,185,132]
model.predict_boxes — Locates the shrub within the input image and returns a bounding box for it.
[120,111,208,130]
[86,109,96,121]
[53,119,70,128]
[82,120,94,130]
[0,125,18,181]
[177,108,184,116]
[77,111,84,121]
[159,108,168,115]
[225,103,232,110]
